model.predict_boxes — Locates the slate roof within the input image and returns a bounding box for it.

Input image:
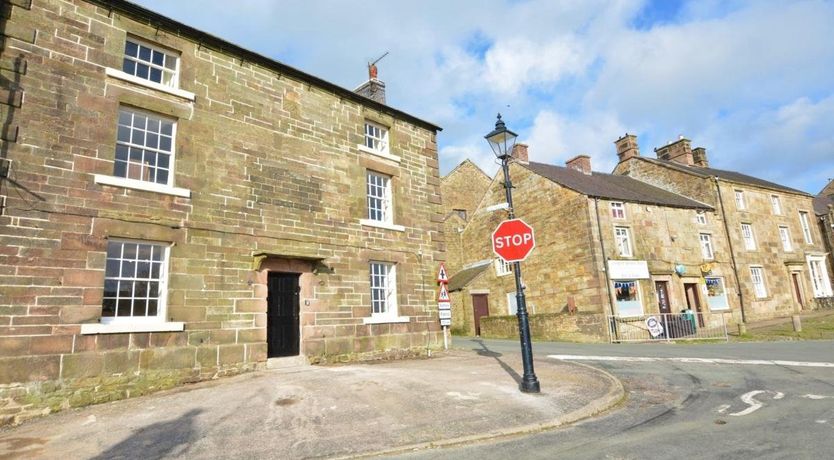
[638,157,808,196]
[448,264,490,292]
[814,192,834,216]
[524,162,713,210]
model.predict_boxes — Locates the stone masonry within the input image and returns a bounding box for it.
[0,0,443,425]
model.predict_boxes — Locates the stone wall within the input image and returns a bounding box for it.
[440,160,491,273]
[480,313,607,342]
[0,0,443,425]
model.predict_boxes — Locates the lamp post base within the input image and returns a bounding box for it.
[520,377,541,393]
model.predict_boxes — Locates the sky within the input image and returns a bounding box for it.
[131,0,834,194]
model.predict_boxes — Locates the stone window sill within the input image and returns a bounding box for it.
[105,67,196,101]
[359,219,405,232]
[362,316,410,325]
[81,321,184,335]
[95,174,191,198]
[357,144,401,163]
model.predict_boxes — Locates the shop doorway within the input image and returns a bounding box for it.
[683,283,705,327]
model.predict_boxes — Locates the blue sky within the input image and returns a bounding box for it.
[132,0,834,194]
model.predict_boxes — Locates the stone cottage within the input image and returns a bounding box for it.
[614,135,833,320]
[0,0,444,424]
[448,145,737,340]
[813,179,834,300]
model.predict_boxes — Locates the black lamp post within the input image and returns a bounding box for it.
[485,114,541,394]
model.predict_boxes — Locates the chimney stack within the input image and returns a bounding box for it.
[566,154,592,175]
[692,147,709,167]
[354,62,386,104]
[655,136,693,166]
[614,134,640,162]
[511,143,529,163]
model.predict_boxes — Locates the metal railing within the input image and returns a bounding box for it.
[607,312,729,343]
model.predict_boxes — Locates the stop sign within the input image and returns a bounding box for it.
[492,218,536,262]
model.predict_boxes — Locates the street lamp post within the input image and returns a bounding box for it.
[485,114,541,394]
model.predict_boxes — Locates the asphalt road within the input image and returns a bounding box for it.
[389,338,834,460]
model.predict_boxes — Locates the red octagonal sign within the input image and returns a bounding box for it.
[492,218,536,263]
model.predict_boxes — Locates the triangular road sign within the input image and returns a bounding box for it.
[437,262,449,283]
[438,283,450,302]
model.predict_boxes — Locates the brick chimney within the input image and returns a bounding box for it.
[614,134,640,162]
[566,154,592,175]
[511,143,529,163]
[655,136,693,166]
[692,147,709,167]
[354,62,386,104]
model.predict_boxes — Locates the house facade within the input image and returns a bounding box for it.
[448,145,737,340]
[0,0,443,425]
[614,135,833,320]
[813,179,834,299]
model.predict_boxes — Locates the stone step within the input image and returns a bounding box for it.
[266,355,309,370]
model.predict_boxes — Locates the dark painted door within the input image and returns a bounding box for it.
[791,272,805,309]
[472,294,489,337]
[267,272,300,358]
[684,283,705,327]
[655,281,671,315]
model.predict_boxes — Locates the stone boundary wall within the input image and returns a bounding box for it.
[480,313,607,343]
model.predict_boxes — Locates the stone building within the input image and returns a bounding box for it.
[448,145,737,340]
[614,135,833,320]
[814,179,834,292]
[0,0,444,424]
[440,159,491,274]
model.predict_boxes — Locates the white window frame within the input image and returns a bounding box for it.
[95,106,190,198]
[611,202,626,219]
[750,266,767,298]
[741,223,756,250]
[81,239,183,334]
[799,211,813,244]
[807,255,833,298]
[507,292,518,315]
[696,211,707,225]
[495,258,512,277]
[614,226,632,257]
[770,195,782,215]
[122,36,180,88]
[364,262,409,324]
[699,233,714,260]
[735,190,746,210]
[366,171,393,224]
[779,226,792,252]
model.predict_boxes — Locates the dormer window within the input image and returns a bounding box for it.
[123,38,179,88]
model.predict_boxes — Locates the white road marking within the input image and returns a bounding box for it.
[731,391,767,416]
[548,355,834,368]
[816,420,828,424]
[802,394,834,400]
[716,404,732,414]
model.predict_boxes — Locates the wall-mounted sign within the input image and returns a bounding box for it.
[608,260,650,279]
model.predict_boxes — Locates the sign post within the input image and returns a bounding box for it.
[437,263,450,350]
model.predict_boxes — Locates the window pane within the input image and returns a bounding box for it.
[136,63,150,79]
[125,41,138,57]
[149,67,162,83]
[151,50,164,66]
[102,298,116,317]
[122,59,136,75]
[138,45,151,61]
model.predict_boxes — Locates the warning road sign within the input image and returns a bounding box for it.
[437,263,449,283]
[438,284,450,302]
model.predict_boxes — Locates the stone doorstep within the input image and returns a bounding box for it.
[266,355,309,370]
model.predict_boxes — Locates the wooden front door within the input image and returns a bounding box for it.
[791,272,805,309]
[684,283,705,327]
[472,294,489,337]
[655,281,671,315]
[267,272,300,357]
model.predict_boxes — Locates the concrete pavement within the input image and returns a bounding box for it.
[0,344,623,459]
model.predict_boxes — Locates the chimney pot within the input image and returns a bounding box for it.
[511,143,529,163]
[692,147,709,167]
[614,134,640,162]
[566,154,592,175]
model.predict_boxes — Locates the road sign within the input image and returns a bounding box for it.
[646,316,664,338]
[492,218,536,262]
[437,263,449,283]
[440,319,451,326]
[438,301,451,310]
[438,283,450,302]
[438,310,452,319]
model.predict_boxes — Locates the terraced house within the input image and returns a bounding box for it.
[614,136,832,321]
[0,0,443,424]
